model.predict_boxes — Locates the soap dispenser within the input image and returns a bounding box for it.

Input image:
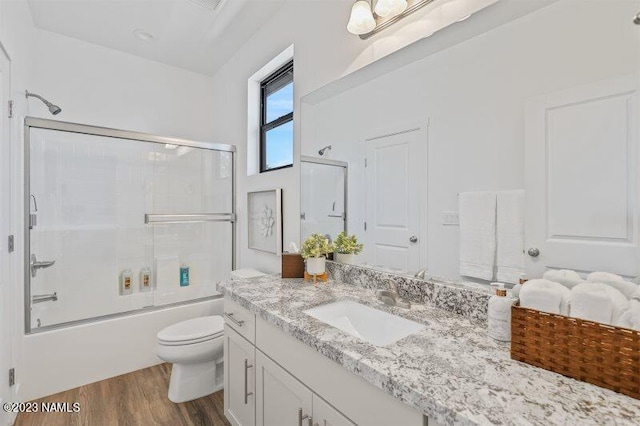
[488,282,515,342]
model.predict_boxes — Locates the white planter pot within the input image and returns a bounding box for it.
[306,257,326,275]
[335,253,356,264]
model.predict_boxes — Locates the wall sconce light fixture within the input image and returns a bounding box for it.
[347,0,497,40]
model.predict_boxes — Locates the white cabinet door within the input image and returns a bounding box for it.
[224,325,256,426]
[525,74,640,277]
[255,349,313,426]
[312,394,355,426]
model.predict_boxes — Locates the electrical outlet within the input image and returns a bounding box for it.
[442,211,459,226]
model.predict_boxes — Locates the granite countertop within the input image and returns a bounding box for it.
[217,275,640,426]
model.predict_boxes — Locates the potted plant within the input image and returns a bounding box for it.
[333,231,364,264]
[301,233,333,275]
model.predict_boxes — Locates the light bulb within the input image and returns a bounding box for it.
[374,0,408,18]
[347,1,376,35]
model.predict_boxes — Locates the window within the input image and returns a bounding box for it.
[260,60,293,172]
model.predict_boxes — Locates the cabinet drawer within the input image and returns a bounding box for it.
[224,298,256,343]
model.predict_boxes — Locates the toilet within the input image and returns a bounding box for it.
[156,316,224,403]
[156,269,266,403]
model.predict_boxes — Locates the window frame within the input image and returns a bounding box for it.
[260,60,294,173]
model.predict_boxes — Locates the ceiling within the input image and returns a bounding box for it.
[27,0,285,76]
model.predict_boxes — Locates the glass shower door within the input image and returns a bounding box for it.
[28,128,156,329]
[149,145,233,306]
[26,121,235,332]
[300,159,347,242]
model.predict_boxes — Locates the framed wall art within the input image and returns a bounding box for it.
[247,189,283,255]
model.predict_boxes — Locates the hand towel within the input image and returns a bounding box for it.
[570,282,629,325]
[519,279,570,315]
[543,269,584,289]
[616,300,640,331]
[459,192,496,281]
[496,190,524,284]
[587,271,638,299]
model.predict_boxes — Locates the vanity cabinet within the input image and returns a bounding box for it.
[224,325,255,426]
[223,296,425,426]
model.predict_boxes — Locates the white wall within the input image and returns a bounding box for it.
[30,28,216,142]
[1,0,226,402]
[302,0,640,281]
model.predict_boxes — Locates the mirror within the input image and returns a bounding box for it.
[300,0,640,283]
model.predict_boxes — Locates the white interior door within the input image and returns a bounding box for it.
[0,46,13,426]
[525,74,640,278]
[365,128,424,273]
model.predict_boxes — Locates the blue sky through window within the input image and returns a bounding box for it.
[266,82,293,122]
[265,121,293,169]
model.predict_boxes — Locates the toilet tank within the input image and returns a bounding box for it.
[230,269,266,280]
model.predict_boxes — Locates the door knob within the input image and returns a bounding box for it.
[527,247,540,257]
[409,236,418,243]
[634,12,640,25]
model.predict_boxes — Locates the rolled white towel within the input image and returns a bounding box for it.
[570,282,629,325]
[519,279,570,315]
[616,300,640,331]
[542,269,584,289]
[631,287,640,302]
[587,272,638,299]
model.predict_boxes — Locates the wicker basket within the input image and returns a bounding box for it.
[511,304,640,399]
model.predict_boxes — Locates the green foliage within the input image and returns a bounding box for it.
[301,233,334,260]
[333,231,364,255]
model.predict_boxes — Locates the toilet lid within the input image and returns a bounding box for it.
[157,316,224,344]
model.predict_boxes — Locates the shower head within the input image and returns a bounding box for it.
[25,90,62,115]
[318,145,332,156]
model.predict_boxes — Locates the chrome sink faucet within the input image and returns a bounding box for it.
[414,269,426,279]
[377,281,411,309]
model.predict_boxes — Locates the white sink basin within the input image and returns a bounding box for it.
[303,300,425,346]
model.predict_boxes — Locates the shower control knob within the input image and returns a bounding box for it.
[527,247,540,257]
[409,236,418,243]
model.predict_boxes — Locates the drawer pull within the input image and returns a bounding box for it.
[298,408,312,426]
[244,359,253,404]
[225,312,245,327]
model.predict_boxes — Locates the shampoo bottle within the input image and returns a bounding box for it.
[488,282,515,342]
[140,267,152,292]
[180,264,190,287]
[120,269,133,296]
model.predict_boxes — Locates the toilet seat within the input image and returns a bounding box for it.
[157,316,224,346]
